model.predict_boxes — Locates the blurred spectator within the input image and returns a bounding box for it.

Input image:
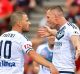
[75,13,80,28]
[15,0,36,17]
[9,0,16,6]
[35,0,43,7]
[0,0,13,35]
[66,1,79,23]
[66,0,74,8]
[29,0,36,9]
[74,0,80,13]
[33,36,55,74]
[15,0,30,11]
[75,0,80,5]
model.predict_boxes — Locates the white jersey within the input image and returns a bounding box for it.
[0,31,33,74]
[52,22,80,72]
[36,43,53,74]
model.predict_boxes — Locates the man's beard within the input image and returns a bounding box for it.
[23,30,29,33]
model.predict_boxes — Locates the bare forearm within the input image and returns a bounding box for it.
[33,62,39,74]
[28,50,53,68]
[71,35,80,60]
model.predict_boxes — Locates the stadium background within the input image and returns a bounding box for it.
[0,0,80,74]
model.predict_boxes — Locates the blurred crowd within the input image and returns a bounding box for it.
[0,0,44,35]
[0,0,80,74]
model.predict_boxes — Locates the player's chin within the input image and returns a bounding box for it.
[23,29,30,32]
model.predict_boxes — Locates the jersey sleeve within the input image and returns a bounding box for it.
[22,39,33,54]
[68,25,80,38]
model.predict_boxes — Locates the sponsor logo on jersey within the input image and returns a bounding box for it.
[54,42,62,46]
[0,60,16,67]
[56,26,66,40]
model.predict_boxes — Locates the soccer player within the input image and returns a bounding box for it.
[38,6,80,74]
[0,11,59,74]
[33,36,55,74]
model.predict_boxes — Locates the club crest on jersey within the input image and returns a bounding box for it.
[56,26,65,40]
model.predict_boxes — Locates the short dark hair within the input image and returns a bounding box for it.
[50,6,64,13]
[10,11,26,26]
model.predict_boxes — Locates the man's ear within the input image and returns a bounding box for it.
[54,15,58,21]
[17,21,22,27]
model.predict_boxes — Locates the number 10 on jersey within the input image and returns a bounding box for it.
[0,40,12,59]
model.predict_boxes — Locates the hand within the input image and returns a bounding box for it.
[38,26,52,37]
[49,64,59,74]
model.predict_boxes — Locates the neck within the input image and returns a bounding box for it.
[58,17,68,28]
[48,44,54,50]
[12,25,22,33]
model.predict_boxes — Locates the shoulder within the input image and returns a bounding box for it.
[10,31,29,42]
[65,22,80,33]
[67,22,79,30]
[66,22,80,36]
